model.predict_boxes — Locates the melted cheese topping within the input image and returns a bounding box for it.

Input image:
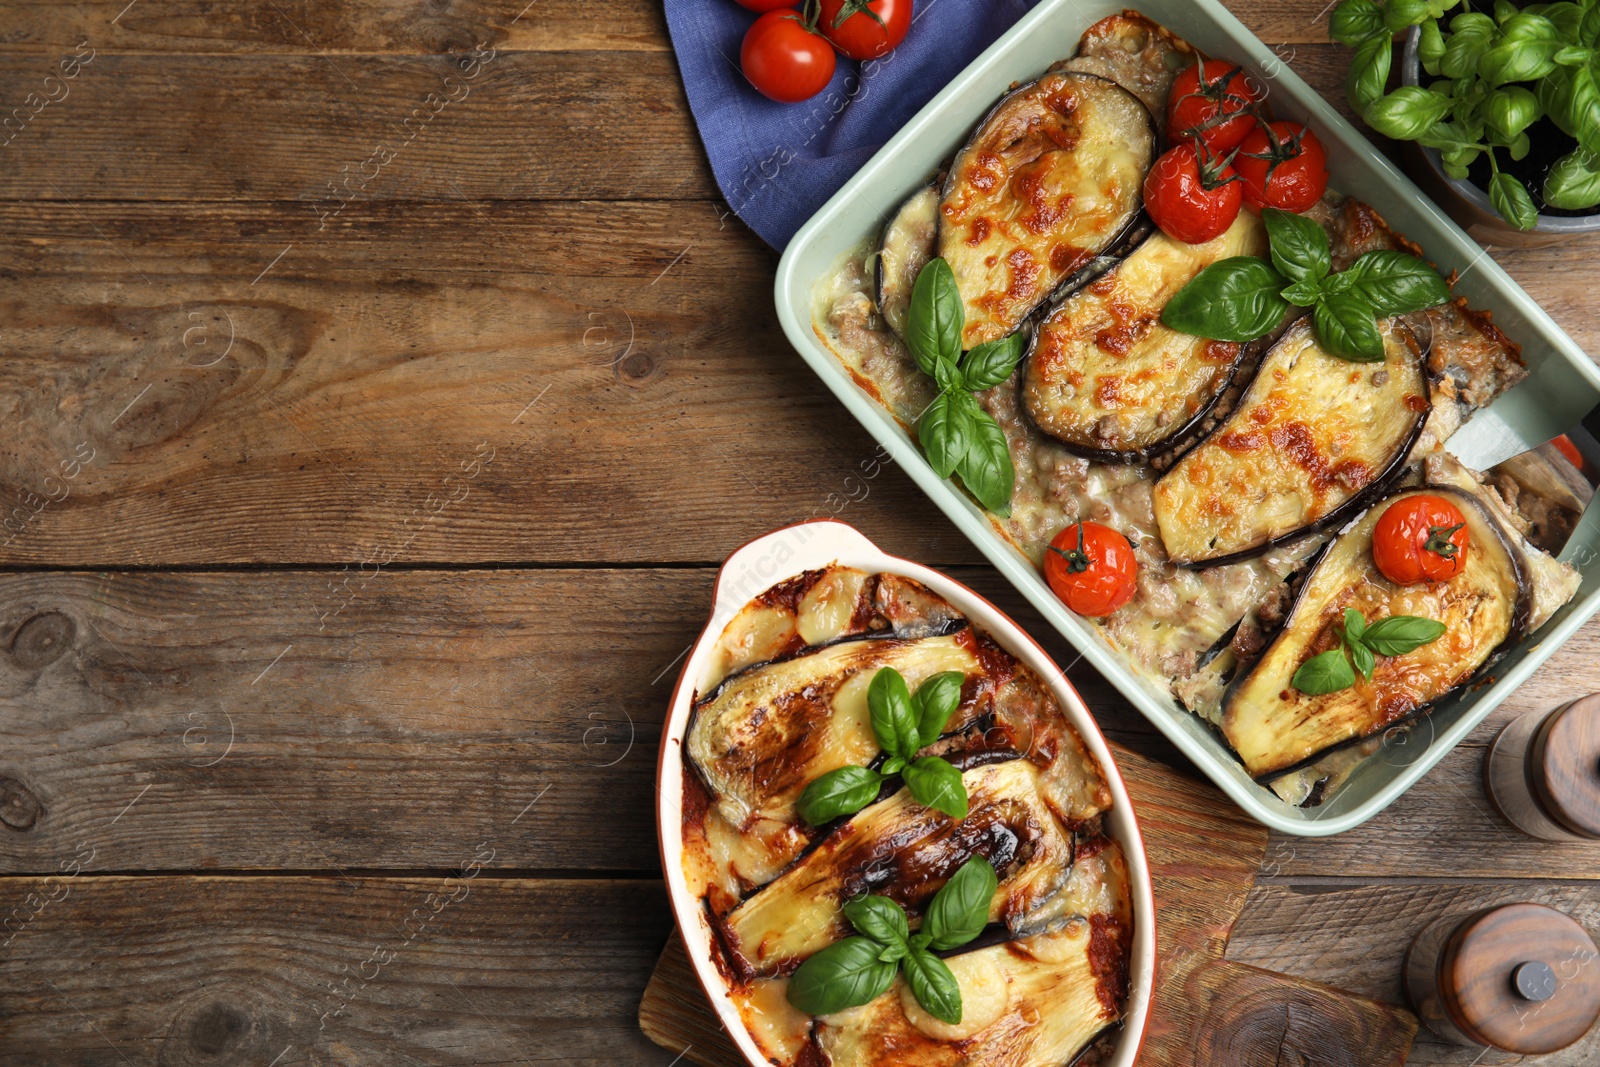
[1153,317,1426,564]
[941,72,1152,348]
[1024,211,1267,455]
[815,913,1119,1067]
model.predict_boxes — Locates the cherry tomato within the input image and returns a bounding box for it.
[734,0,800,10]
[1372,494,1470,585]
[1553,434,1584,470]
[1143,142,1243,244]
[741,10,837,104]
[1166,57,1262,153]
[1044,522,1139,617]
[819,0,911,60]
[1234,120,1329,213]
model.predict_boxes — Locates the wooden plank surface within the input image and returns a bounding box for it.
[0,875,677,1065]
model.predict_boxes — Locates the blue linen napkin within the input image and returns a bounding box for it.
[663,0,1039,249]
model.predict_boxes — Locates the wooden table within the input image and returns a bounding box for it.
[1,2,1597,1064]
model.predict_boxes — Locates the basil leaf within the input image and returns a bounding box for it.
[1348,635,1376,680]
[932,353,964,393]
[881,755,906,776]
[1538,64,1600,153]
[913,671,965,748]
[1419,18,1447,76]
[1540,2,1586,40]
[907,258,963,377]
[1493,0,1517,24]
[1340,250,1452,314]
[924,856,997,950]
[1507,130,1531,162]
[869,667,920,760]
[1292,648,1356,695]
[1485,86,1542,141]
[1261,207,1332,285]
[1361,615,1448,655]
[842,894,910,947]
[877,940,907,963]
[909,931,933,952]
[953,396,1016,515]
[1349,33,1393,112]
[961,331,1025,392]
[1330,0,1385,44]
[1385,0,1431,32]
[1364,87,1453,139]
[919,392,970,480]
[1489,171,1540,229]
[902,756,968,819]
[1544,148,1600,209]
[1585,1,1600,45]
[903,950,963,1024]
[796,765,883,825]
[1342,607,1367,642]
[1163,257,1291,343]
[1314,292,1387,361]
[786,936,899,1016]
[1281,278,1322,306]
[1478,33,1560,88]
[1441,16,1495,79]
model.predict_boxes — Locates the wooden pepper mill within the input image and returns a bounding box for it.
[1485,695,1600,841]
[1404,903,1600,1054]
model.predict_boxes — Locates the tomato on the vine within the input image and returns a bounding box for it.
[1234,120,1329,213]
[1166,58,1262,153]
[1044,522,1139,617]
[741,10,837,103]
[819,0,911,61]
[1372,495,1470,585]
[1143,142,1243,244]
[734,0,800,11]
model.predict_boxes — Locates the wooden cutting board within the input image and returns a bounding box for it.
[640,742,1419,1067]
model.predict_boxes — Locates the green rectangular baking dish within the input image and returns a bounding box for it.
[773,0,1600,834]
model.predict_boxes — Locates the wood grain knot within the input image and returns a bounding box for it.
[10,611,76,671]
[1192,981,1380,1067]
[616,350,657,383]
[0,777,44,831]
[160,989,280,1067]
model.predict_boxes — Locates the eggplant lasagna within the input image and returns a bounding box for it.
[682,566,1132,1067]
[812,11,1585,804]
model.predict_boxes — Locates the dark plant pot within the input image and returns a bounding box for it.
[1398,27,1600,248]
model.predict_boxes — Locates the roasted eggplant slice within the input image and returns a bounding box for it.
[687,633,986,828]
[1153,316,1429,566]
[1022,211,1268,461]
[812,908,1127,1062]
[720,759,1077,977]
[940,72,1155,349]
[1055,12,1197,115]
[1222,486,1531,778]
[877,185,939,340]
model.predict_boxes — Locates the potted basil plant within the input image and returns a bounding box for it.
[1332,0,1600,241]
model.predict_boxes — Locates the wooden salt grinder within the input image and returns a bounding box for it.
[1404,903,1600,1055]
[1485,694,1600,841]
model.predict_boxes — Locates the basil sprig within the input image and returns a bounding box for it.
[795,667,969,825]
[905,258,1021,515]
[1292,607,1448,695]
[786,856,998,1022]
[1162,208,1450,361]
[1331,0,1600,226]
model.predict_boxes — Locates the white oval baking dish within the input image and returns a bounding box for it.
[656,519,1156,1067]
